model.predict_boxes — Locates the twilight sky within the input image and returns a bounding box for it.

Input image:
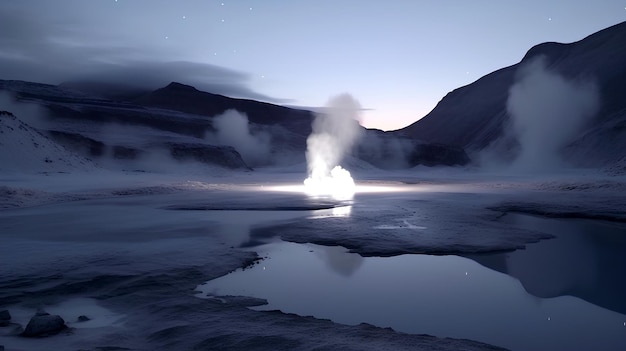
[1,1,625,131]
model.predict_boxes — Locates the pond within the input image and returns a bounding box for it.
[196,213,626,351]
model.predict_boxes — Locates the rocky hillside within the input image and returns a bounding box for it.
[133,82,314,137]
[397,21,626,167]
[0,80,469,170]
[0,110,94,173]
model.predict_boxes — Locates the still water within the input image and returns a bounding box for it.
[197,214,626,351]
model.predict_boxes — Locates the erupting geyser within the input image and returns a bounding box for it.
[304,94,363,200]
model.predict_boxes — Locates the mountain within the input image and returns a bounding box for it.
[133,82,314,137]
[0,110,94,173]
[397,21,626,167]
[0,79,469,171]
[0,81,252,171]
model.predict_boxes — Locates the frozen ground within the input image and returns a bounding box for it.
[1,166,625,350]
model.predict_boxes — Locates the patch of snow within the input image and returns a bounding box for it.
[0,111,95,174]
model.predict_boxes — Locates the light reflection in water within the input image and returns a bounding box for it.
[197,216,626,351]
[309,205,353,219]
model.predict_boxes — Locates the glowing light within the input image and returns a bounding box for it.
[332,205,352,217]
[310,206,353,219]
[262,182,422,196]
[304,165,355,200]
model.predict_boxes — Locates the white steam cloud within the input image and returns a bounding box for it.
[304,94,363,199]
[482,56,599,173]
[205,109,271,167]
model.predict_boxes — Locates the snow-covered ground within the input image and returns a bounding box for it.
[1,165,625,350]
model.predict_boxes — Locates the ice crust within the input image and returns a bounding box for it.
[1,166,625,350]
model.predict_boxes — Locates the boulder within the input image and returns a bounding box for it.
[0,310,10,327]
[21,313,67,337]
[77,315,90,322]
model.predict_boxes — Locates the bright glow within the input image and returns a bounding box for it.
[310,205,353,219]
[332,205,352,217]
[303,94,363,201]
[304,165,355,200]
[263,182,425,195]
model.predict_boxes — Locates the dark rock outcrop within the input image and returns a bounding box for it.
[77,315,90,322]
[0,310,10,327]
[356,131,470,169]
[167,142,250,169]
[21,313,67,337]
[409,143,470,167]
[112,145,142,160]
[49,130,106,157]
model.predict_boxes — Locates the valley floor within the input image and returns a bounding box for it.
[0,166,625,350]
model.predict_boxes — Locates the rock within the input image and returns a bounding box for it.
[167,142,251,169]
[0,310,10,327]
[77,315,90,322]
[21,314,67,337]
[409,142,470,166]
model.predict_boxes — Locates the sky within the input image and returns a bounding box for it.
[1,1,625,131]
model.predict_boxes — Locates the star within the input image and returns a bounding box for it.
[182,15,186,19]
[548,17,552,21]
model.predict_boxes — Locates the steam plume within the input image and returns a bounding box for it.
[507,57,599,172]
[480,56,600,172]
[304,94,363,199]
[206,109,271,167]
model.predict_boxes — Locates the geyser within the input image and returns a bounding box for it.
[304,94,363,200]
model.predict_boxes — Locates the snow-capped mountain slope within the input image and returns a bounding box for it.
[0,111,94,173]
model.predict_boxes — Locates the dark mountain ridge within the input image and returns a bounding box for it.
[397,21,626,166]
[1,79,468,170]
[134,82,314,136]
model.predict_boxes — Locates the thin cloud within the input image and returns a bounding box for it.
[0,4,289,103]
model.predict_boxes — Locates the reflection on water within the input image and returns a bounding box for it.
[197,215,626,351]
[465,214,626,315]
[315,245,363,277]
